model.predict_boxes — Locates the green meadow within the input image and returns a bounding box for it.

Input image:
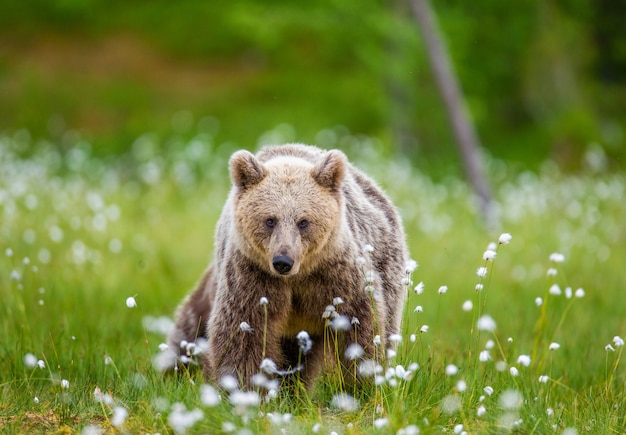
[1,126,624,434]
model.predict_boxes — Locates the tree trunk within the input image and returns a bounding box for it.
[409,0,494,223]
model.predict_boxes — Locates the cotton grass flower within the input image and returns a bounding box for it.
[219,375,239,392]
[374,418,389,429]
[297,330,313,354]
[125,296,137,308]
[414,282,424,294]
[538,375,550,383]
[414,305,423,313]
[517,355,531,367]
[445,364,458,376]
[549,284,562,296]
[61,379,70,389]
[549,342,560,350]
[549,252,565,263]
[239,321,253,333]
[606,344,615,352]
[535,297,543,307]
[438,285,448,294]
[475,283,484,291]
[420,325,429,333]
[477,315,496,332]
[498,233,512,244]
[111,407,128,427]
[483,250,497,261]
[345,343,364,360]
[23,353,37,368]
[259,296,268,305]
[477,405,487,417]
[476,267,488,278]
[479,350,491,362]
[404,259,418,273]
[200,385,220,407]
[499,389,523,410]
[330,393,360,412]
[462,300,473,311]
[168,403,203,434]
[456,380,467,392]
[614,336,625,347]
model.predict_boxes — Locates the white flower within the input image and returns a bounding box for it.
[322,305,335,319]
[414,305,423,313]
[410,334,416,342]
[456,380,467,393]
[104,356,113,365]
[358,360,381,377]
[479,350,491,362]
[499,389,523,410]
[549,252,565,263]
[546,408,554,417]
[373,335,382,346]
[373,418,389,429]
[111,407,128,427]
[219,375,239,391]
[404,260,418,273]
[483,250,497,261]
[351,316,360,325]
[475,283,484,291]
[297,330,313,354]
[125,297,137,308]
[547,267,557,277]
[239,321,253,333]
[549,342,560,350]
[259,296,269,305]
[158,343,169,352]
[229,390,261,408]
[517,355,531,367]
[483,386,494,396]
[445,364,458,376]
[575,288,585,298]
[485,339,495,349]
[329,315,351,331]
[61,379,70,389]
[538,375,549,383]
[34,397,40,404]
[260,358,277,374]
[414,282,424,294]
[345,343,364,360]
[454,423,464,434]
[613,336,625,347]
[462,300,473,311]
[438,285,448,294]
[535,297,543,307]
[476,267,488,278]
[331,297,345,307]
[330,393,360,412]
[498,233,512,244]
[477,315,496,332]
[477,405,486,417]
[200,385,220,407]
[168,403,204,434]
[387,349,397,359]
[420,325,429,333]
[605,344,615,352]
[312,423,321,433]
[509,367,519,376]
[23,353,38,368]
[37,359,45,369]
[388,334,402,344]
[565,287,573,299]
[549,284,562,296]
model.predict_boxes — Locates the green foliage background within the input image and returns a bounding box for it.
[1,0,624,171]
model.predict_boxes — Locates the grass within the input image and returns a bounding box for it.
[1,125,625,434]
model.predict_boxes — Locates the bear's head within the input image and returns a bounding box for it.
[229,149,347,277]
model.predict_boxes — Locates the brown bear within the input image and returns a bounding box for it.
[166,144,408,388]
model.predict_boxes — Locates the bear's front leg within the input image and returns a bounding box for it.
[206,283,290,388]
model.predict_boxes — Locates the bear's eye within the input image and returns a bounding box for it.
[298,219,309,230]
[265,218,276,229]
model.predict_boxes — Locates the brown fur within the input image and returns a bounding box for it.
[167,144,408,387]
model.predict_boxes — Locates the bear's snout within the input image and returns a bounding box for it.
[272,255,294,275]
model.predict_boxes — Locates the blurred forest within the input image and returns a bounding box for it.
[0,0,624,173]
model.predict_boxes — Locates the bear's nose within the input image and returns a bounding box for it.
[272,255,294,275]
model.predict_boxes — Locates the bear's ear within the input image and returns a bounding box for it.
[312,150,347,191]
[229,150,266,189]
